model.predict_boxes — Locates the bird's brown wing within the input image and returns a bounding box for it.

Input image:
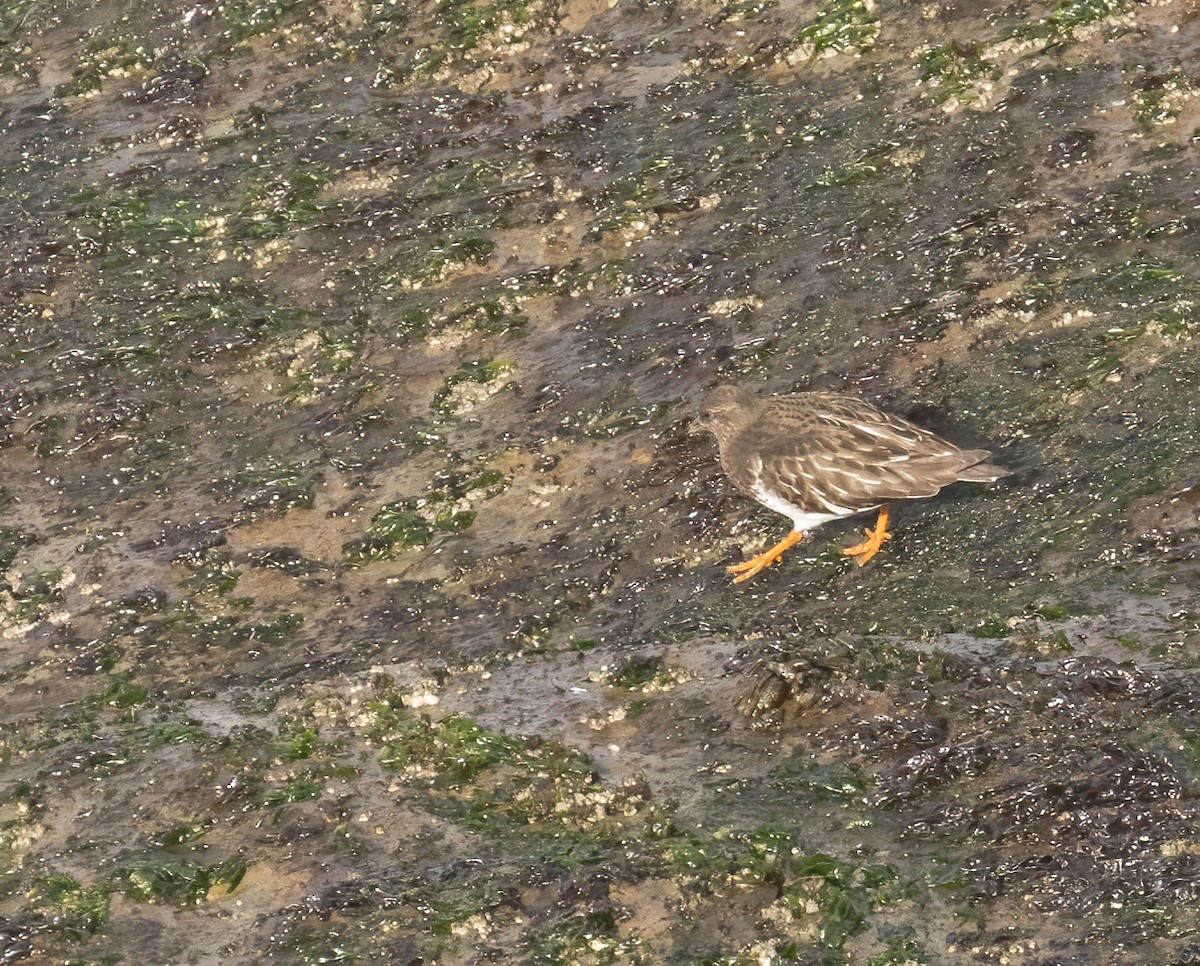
[755,395,993,511]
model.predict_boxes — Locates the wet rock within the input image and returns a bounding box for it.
[134,521,227,557]
[847,709,949,758]
[245,547,320,575]
[6,0,1200,961]
[105,587,170,616]
[1048,656,1164,703]
[1081,749,1181,806]
[126,51,207,103]
[1046,129,1096,168]
[621,772,652,801]
[0,924,35,963]
[62,636,118,676]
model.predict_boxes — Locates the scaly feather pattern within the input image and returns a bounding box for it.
[698,385,1008,523]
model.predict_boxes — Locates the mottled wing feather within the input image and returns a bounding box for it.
[752,393,994,510]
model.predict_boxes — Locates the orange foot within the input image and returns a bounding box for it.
[841,504,892,566]
[727,529,804,584]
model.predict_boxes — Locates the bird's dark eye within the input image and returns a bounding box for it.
[700,410,712,420]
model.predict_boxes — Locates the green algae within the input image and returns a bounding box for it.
[720,0,776,19]
[27,871,111,936]
[445,291,529,335]
[365,0,411,36]
[374,284,530,345]
[345,466,506,563]
[916,42,994,107]
[81,674,149,715]
[590,156,678,237]
[521,908,641,964]
[59,37,155,99]
[0,783,34,848]
[970,614,1012,640]
[412,234,496,286]
[1114,633,1145,653]
[218,0,319,46]
[156,823,213,848]
[186,559,242,596]
[512,610,560,650]
[867,932,927,965]
[363,693,649,843]
[41,676,218,770]
[238,166,335,241]
[331,686,936,955]
[2,569,65,626]
[624,696,654,718]
[373,706,522,782]
[114,853,247,904]
[598,656,675,691]
[4,0,1200,962]
[372,287,528,345]
[27,413,67,458]
[282,725,319,761]
[0,0,36,76]
[1132,72,1192,131]
[434,0,532,52]
[255,779,322,806]
[431,358,511,416]
[663,826,912,953]
[809,153,886,191]
[783,853,906,949]
[1022,0,1125,42]
[275,326,364,401]
[236,612,305,646]
[74,188,212,255]
[767,759,870,802]
[793,0,880,57]
[1018,628,1074,656]
[580,402,668,439]
[354,500,437,555]
[223,465,315,517]
[217,722,356,810]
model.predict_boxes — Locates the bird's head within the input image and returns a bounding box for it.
[693,384,759,442]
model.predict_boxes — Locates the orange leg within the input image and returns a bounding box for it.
[841,504,891,566]
[727,529,804,584]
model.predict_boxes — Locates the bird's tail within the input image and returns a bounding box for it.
[956,450,1010,482]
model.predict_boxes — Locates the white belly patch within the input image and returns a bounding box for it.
[750,482,854,532]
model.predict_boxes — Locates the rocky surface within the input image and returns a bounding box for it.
[4,0,1200,962]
